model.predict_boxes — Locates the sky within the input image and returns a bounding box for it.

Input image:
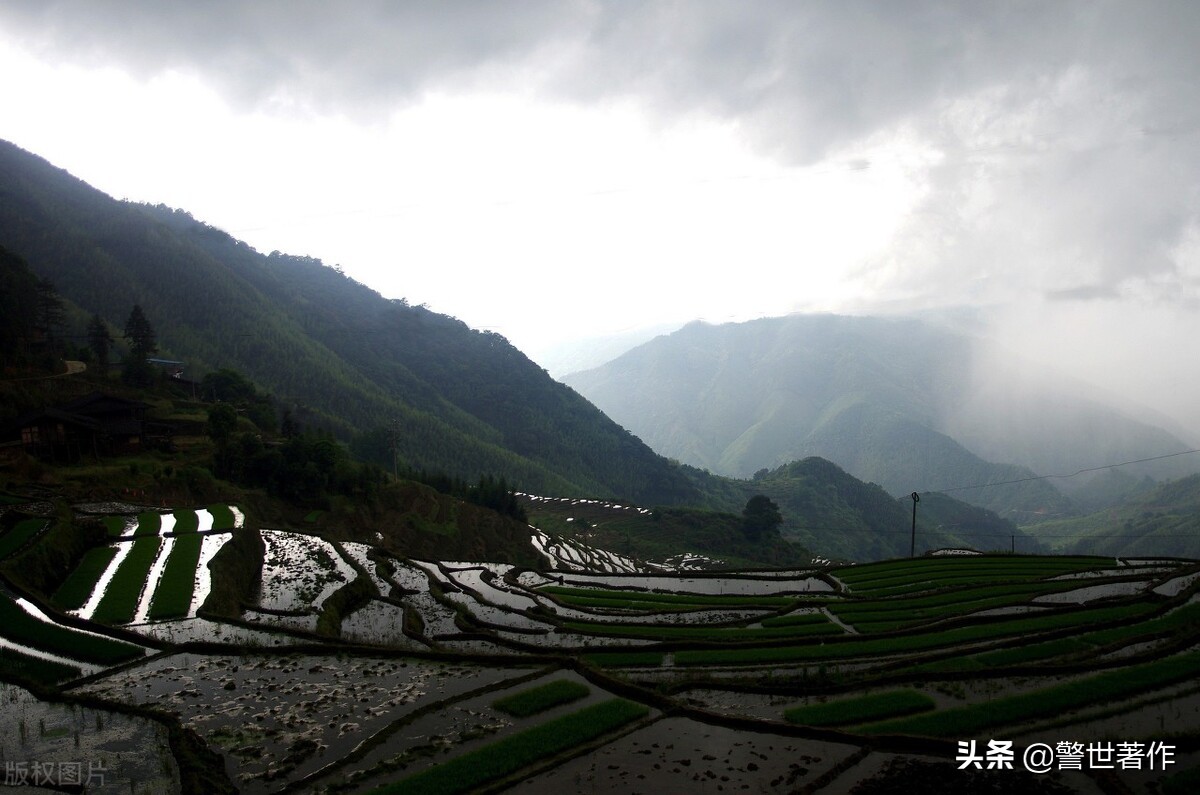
[1,1,1198,435]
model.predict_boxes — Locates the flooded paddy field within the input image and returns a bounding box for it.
[257,530,358,613]
[2,500,1198,793]
[74,653,534,794]
[0,681,180,793]
[515,715,860,794]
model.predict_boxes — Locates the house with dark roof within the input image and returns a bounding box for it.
[8,408,102,462]
[5,392,150,461]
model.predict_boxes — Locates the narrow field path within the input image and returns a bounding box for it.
[821,606,859,635]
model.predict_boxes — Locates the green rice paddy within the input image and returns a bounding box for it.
[148,533,204,620]
[492,679,590,717]
[370,698,649,795]
[91,537,162,624]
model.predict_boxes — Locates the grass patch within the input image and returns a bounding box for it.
[102,516,130,537]
[91,537,161,624]
[0,647,82,685]
[831,580,1082,617]
[540,585,794,609]
[0,518,47,559]
[860,649,1200,737]
[52,545,120,611]
[207,504,236,530]
[0,593,143,665]
[171,509,199,534]
[835,557,1114,595]
[675,600,1160,667]
[148,534,204,620]
[784,689,936,727]
[371,698,649,795]
[554,595,696,612]
[134,511,162,536]
[904,601,1200,674]
[760,610,837,628]
[562,619,843,642]
[492,680,590,717]
[581,651,664,667]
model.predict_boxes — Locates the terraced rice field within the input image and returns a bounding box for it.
[0,500,1197,792]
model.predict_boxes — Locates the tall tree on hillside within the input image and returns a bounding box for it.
[86,314,114,373]
[742,494,783,540]
[34,278,65,350]
[122,304,158,386]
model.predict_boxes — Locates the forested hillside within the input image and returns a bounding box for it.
[733,458,1041,560]
[1026,473,1200,558]
[0,139,697,504]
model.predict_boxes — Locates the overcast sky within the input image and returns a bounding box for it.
[1,2,1198,435]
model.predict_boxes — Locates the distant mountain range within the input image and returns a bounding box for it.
[564,315,1197,519]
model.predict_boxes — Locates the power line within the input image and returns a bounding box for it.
[928,448,1200,495]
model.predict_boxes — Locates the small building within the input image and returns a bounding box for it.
[8,408,102,462]
[5,392,150,461]
[58,393,150,454]
[146,358,185,379]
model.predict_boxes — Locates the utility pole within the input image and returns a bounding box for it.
[910,492,920,557]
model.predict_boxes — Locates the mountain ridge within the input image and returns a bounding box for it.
[564,314,1196,518]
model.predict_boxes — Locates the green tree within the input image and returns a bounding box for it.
[201,368,257,402]
[86,314,114,373]
[742,494,782,540]
[206,403,238,446]
[123,304,157,358]
[34,279,65,347]
[122,304,158,386]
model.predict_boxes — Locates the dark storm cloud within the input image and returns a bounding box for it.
[0,2,1143,148]
[4,2,1195,147]
[3,1,1199,303]
[0,1,586,112]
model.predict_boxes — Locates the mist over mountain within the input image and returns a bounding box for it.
[527,322,683,380]
[564,315,1197,518]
